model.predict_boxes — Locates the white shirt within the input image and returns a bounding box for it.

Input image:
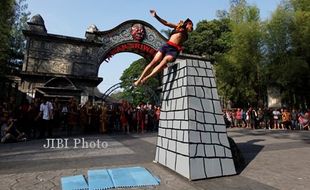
[40,101,53,120]
[272,110,281,120]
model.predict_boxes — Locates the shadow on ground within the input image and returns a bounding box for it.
[229,137,264,174]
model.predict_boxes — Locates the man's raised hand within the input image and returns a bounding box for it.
[150,10,156,17]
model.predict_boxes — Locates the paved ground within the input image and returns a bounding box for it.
[0,128,309,190]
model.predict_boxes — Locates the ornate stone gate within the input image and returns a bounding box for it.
[21,14,167,101]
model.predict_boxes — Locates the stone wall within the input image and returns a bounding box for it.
[23,37,101,77]
[154,58,236,180]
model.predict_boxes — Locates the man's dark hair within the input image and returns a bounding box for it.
[184,18,192,25]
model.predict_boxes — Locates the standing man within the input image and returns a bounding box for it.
[37,98,53,138]
[282,108,292,130]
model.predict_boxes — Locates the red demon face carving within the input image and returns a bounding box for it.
[131,24,145,42]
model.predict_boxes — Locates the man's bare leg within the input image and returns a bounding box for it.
[141,55,174,84]
[134,51,163,86]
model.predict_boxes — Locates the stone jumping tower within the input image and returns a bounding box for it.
[154,55,236,180]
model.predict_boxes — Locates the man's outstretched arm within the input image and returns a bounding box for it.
[150,10,177,29]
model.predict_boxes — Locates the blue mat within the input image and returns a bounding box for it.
[60,175,88,190]
[61,166,160,190]
[88,169,114,190]
[108,166,160,188]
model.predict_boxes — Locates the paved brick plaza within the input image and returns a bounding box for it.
[0,128,309,190]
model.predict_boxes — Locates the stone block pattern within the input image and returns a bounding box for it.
[155,59,236,180]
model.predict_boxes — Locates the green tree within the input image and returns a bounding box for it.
[215,0,264,107]
[0,0,30,76]
[290,0,310,106]
[119,58,160,105]
[183,18,231,60]
[263,0,310,107]
[291,0,310,63]
[8,0,30,71]
[109,90,123,101]
[0,0,15,75]
[264,2,294,103]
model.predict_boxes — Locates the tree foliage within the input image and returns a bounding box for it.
[215,1,264,107]
[183,18,231,60]
[9,0,30,65]
[0,0,15,74]
[290,0,310,64]
[0,0,30,76]
[263,0,310,107]
[119,58,160,106]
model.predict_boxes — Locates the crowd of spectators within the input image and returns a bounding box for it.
[223,107,310,130]
[0,97,161,143]
[1,96,309,144]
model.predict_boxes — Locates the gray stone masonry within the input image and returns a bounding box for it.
[155,58,236,180]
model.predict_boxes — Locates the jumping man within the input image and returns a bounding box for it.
[133,10,193,86]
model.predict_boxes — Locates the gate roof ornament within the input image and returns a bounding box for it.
[87,24,99,33]
[27,14,47,33]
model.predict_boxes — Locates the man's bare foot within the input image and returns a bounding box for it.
[133,80,140,87]
[141,78,147,84]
